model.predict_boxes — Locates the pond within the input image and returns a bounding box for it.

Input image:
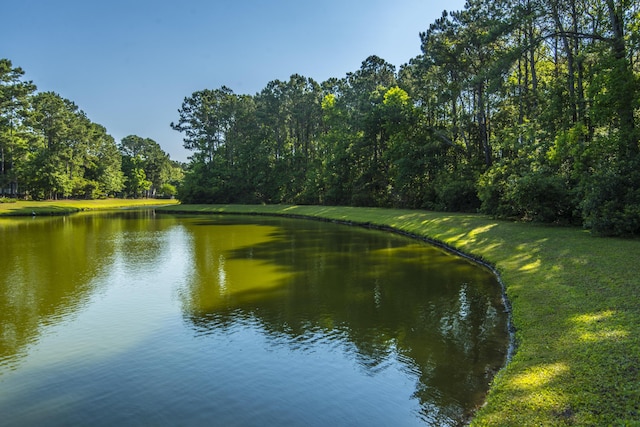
[0,210,509,426]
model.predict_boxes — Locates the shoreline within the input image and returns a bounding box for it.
[0,198,179,216]
[156,204,640,426]
[3,201,638,425]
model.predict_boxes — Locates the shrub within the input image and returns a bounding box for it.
[581,162,640,236]
[507,170,575,223]
[477,163,519,218]
[159,183,177,198]
[478,162,576,223]
[435,176,480,212]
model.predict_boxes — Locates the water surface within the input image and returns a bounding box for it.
[0,211,509,426]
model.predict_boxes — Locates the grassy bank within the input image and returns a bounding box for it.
[157,204,640,426]
[0,198,179,216]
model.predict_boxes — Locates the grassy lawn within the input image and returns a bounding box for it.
[0,198,179,216]
[156,204,640,426]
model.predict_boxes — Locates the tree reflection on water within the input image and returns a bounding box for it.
[180,215,509,424]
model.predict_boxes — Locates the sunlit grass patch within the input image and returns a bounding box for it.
[512,363,569,390]
[571,311,629,343]
[0,199,178,216]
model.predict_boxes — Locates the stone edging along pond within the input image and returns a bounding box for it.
[155,204,640,427]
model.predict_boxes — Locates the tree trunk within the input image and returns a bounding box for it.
[550,0,578,124]
[606,0,638,155]
[476,82,491,167]
[571,1,585,122]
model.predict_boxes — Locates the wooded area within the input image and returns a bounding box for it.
[3,0,639,236]
[0,61,183,200]
[171,0,639,236]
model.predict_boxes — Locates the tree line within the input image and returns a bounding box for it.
[0,59,183,200]
[172,0,640,236]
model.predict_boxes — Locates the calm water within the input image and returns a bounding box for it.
[0,210,509,426]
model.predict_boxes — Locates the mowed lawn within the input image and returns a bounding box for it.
[156,204,640,426]
[0,198,179,216]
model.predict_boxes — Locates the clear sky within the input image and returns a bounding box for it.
[3,0,466,163]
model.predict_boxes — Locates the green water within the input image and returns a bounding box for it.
[0,210,509,426]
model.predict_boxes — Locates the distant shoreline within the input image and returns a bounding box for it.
[0,198,179,217]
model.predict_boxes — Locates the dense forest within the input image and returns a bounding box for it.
[0,60,183,200]
[2,1,639,236]
[171,0,640,236]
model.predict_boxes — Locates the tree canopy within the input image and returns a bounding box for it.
[0,59,182,200]
[173,0,640,236]
[5,0,639,235]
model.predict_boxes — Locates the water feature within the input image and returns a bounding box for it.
[0,210,509,426]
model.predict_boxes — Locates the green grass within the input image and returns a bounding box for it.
[0,198,179,216]
[157,204,640,426]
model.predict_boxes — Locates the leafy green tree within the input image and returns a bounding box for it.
[121,154,151,198]
[171,88,238,202]
[225,94,272,203]
[254,75,323,203]
[342,56,397,206]
[120,135,175,197]
[165,160,185,190]
[85,123,124,198]
[316,92,358,205]
[0,59,36,196]
[171,87,236,164]
[26,92,82,199]
[159,182,177,198]
[0,59,181,201]
[381,86,439,208]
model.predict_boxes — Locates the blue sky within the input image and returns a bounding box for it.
[3,0,466,162]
